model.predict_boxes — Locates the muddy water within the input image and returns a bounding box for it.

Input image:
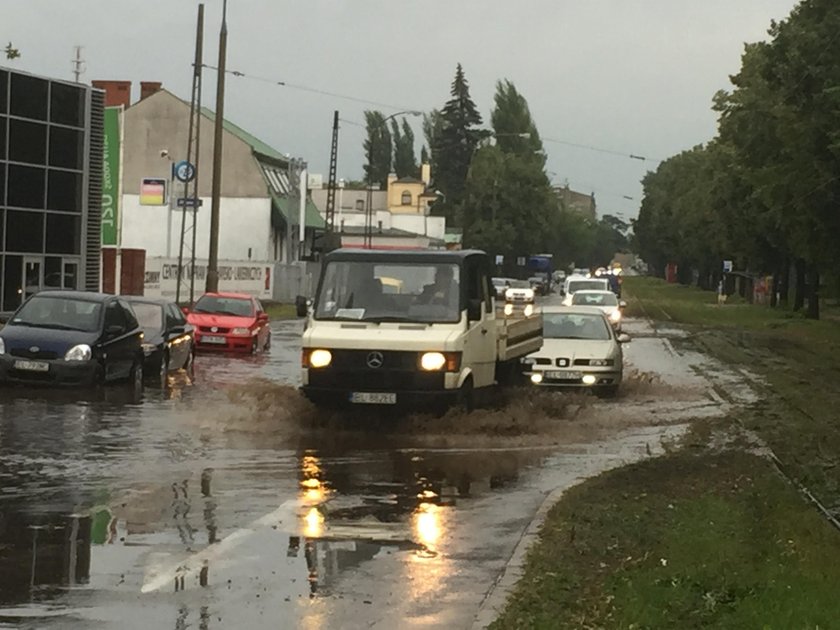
[0,317,737,629]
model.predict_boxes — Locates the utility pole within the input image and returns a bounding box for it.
[176,3,204,304]
[206,0,228,293]
[324,111,339,233]
[71,46,85,83]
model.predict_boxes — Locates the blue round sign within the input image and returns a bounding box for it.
[174,160,196,183]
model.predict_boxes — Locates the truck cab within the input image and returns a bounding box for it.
[300,249,542,409]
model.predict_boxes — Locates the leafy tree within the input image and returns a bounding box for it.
[434,64,484,222]
[362,110,392,190]
[391,118,418,179]
[491,79,545,160]
[422,109,443,177]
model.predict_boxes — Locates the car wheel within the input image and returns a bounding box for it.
[130,358,144,391]
[159,352,170,387]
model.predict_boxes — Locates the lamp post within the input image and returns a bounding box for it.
[364,110,422,248]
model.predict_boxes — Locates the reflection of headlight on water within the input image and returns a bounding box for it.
[524,304,534,317]
[414,503,441,548]
[504,303,514,316]
[304,507,324,538]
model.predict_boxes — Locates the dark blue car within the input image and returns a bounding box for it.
[0,291,144,387]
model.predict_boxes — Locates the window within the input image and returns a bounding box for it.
[10,73,48,121]
[104,301,127,331]
[167,303,186,328]
[131,302,163,333]
[355,199,364,211]
[8,119,47,164]
[45,214,81,254]
[49,126,84,169]
[47,170,82,212]
[401,190,412,205]
[6,210,44,252]
[2,255,22,312]
[50,82,85,127]
[0,70,7,114]
[7,165,45,209]
[118,300,140,330]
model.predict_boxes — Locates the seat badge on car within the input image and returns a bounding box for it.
[367,351,384,369]
[210,327,218,333]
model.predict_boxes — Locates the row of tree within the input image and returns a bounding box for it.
[633,0,840,319]
[360,64,628,274]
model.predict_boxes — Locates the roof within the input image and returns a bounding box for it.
[325,248,486,264]
[200,107,287,163]
[394,177,424,184]
[271,194,326,230]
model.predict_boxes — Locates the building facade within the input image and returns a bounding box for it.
[0,66,103,314]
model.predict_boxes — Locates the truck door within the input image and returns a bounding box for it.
[462,257,496,388]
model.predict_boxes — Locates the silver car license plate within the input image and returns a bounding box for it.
[547,370,582,380]
[201,335,226,344]
[350,392,397,405]
[14,360,49,372]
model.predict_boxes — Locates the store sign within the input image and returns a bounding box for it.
[101,107,121,246]
[140,178,167,206]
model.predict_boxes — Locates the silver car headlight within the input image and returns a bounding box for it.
[64,344,92,362]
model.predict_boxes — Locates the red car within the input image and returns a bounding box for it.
[186,292,271,354]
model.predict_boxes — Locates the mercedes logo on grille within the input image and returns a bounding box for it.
[366,351,384,369]
[29,346,40,353]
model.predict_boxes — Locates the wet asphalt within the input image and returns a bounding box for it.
[0,304,741,630]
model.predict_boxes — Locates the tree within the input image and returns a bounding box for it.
[422,109,443,175]
[391,117,418,179]
[491,79,545,160]
[434,64,484,222]
[362,110,392,190]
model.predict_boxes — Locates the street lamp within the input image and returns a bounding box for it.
[364,110,422,248]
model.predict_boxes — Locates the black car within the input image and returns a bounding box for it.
[0,291,144,386]
[124,297,195,383]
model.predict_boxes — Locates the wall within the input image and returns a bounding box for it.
[120,195,272,261]
[121,90,268,198]
[273,261,321,302]
[143,256,274,300]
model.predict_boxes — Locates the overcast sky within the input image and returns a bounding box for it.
[4,0,798,219]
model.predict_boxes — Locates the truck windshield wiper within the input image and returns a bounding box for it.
[362,316,419,323]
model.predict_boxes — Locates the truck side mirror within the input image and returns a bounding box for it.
[467,298,483,322]
[295,295,309,318]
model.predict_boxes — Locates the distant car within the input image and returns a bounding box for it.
[562,276,610,305]
[125,297,195,383]
[569,290,627,331]
[492,277,513,300]
[0,291,144,387]
[523,306,628,396]
[528,276,548,296]
[505,280,535,304]
[186,292,270,354]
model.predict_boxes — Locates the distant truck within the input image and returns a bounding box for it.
[527,254,554,293]
[297,249,543,410]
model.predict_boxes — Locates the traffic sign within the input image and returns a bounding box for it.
[723,260,733,273]
[173,160,196,183]
[176,197,203,208]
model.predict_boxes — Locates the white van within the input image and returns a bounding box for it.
[562,275,610,304]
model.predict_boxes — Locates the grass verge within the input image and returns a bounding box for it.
[264,302,298,320]
[491,443,840,629]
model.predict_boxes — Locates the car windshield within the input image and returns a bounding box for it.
[509,280,531,289]
[315,261,462,323]
[11,295,102,332]
[194,296,253,317]
[568,280,608,293]
[130,302,164,334]
[572,292,618,307]
[543,313,612,340]
[492,278,506,287]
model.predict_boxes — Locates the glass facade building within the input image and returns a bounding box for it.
[0,67,102,314]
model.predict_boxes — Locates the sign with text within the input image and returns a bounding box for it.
[143,257,273,299]
[101,107,121,246]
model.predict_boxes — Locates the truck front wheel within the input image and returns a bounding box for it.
[458,378,475,413]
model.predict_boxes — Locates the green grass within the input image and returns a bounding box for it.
[491,447,840,629]
[264,302,298,320]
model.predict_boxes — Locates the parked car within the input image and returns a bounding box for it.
[505,280,536,304]
[0,291,144,387]
[569,290,627,331]
[125,297,195,383]
[186,292,270,354]
[523,306,628,397]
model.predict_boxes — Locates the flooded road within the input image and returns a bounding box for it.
[0,312,746,629]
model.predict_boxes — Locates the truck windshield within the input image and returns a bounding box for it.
[315,261,462,323]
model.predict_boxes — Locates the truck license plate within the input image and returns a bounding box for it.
[201,335,226,344]
[547,370,582,380]
[350,392,397,405]
[14,360,49,372]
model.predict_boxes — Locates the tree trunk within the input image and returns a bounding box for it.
[806,265,820,320]
[793,258,806,311]
[778,259,790,308]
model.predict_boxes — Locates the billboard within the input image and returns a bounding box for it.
[140,178,168,205]
[101,107,121,246]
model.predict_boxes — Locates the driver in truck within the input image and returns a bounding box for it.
[416,265,460,309]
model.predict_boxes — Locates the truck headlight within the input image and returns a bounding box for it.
[610,310,622,322]
[420,352,447,371]
[65,344,92,362]
[308,349,332,368]
[231,327,251,336]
